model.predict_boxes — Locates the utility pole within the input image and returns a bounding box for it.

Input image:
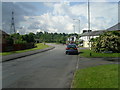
[10,11,16,34]
[117,1,120,53]
[78,19,80,34]
[73,24,75,34]
[88,0,92,56]
[88,0,90,34]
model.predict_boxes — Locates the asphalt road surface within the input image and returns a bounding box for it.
[2,44,78,88]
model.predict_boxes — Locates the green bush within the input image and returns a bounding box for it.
[91,31,120,53]
[14,40,27,44]
[6,36,14,45]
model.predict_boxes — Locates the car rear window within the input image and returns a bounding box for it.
[67,45,76,48]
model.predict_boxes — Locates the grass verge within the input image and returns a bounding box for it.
[72,64,118,88]
[0,43,50,56]
[79,49,120,57]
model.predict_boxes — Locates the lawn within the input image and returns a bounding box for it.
[79,49,120,58]
[0,43,50,56]
[72,64,118,88]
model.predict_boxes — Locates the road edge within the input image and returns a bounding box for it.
[2,46,55,62]
[70,55,80,88]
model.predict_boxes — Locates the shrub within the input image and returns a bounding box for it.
[6,36,14,45]
[91,31,120,53]
[14,40,27,44]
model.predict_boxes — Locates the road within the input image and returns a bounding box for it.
[2,44,78,88]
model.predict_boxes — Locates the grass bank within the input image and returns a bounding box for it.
[72,64,118,88]
[79,49,120,58]
[0,43,50,56]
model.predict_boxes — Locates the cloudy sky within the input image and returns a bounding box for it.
[1,0,119,34]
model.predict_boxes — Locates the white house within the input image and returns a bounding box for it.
[79,30,105,47]
[67,35,77,42]
[79,23,120,48]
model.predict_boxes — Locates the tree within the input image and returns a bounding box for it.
[6,36,14,45]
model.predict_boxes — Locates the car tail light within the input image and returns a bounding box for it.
[66,48,70,50]
[74,48,77,50]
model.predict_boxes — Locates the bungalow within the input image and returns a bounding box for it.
[79,23,120,48]
[0,30,10,52]
[0,30,9,44]
[79,30,105,47]
[67,35,77,44]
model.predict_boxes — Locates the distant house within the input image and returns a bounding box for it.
[0,30,9,44]
[79,30,105,47]
[67,35,77,43]
[79,23,120,48]
[0,30,10,52]
[35,39,41,43]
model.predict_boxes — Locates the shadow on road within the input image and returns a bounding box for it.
[67,53,78,55]
[66,52,83,55]
[104,58,120,62]
[78,52,84,54]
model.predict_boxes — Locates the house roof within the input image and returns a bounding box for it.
[106,23,120,31]
[80,30,106,36]
[80,23,120,37]
[0,30,9,36]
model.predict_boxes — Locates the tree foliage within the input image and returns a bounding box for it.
[8,32,78,45]
[5,36,14,45]
[91,31,120,53]
[10,33,35,44]
[35,32,69,44]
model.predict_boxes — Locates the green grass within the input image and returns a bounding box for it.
[0,43,50,56]
[79,49,120,58]
[72,64,118,88]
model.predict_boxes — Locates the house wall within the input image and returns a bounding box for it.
[67,36,77,42]
[83,41,89,47]
[80,35,99,47]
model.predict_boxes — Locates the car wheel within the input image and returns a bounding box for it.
[66,52,69,55]
[76,52,78,55]
[66,52,68,54]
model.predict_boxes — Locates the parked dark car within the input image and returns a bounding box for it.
[66,44,78,55]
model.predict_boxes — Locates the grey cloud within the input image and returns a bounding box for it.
[27,21,47,30]
[2,2,37,34]
[28,24,41,29]
[28,21,41,29]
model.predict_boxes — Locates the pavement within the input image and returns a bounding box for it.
[77,47,119,69]
[1,45,55,62]
[77,57,119,70]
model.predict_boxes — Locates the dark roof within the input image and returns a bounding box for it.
[0,30,9,36]
[106,23,120,31]
[80,30,106,36]
[80,23,120,37]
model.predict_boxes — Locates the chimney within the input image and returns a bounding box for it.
[88,30,92,32]
[83,30,87,33]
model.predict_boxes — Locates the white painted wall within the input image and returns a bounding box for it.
[68,36,77,42]
[80,35,99,47]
